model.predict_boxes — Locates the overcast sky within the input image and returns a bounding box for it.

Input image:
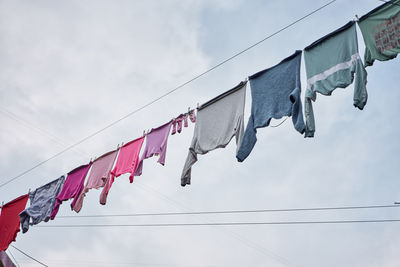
[1,0,399,266]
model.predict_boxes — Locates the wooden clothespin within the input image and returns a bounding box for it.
[196,103,199,109]
[0,201,4,209]
[188,107,190,113]
[355,15,359,21]
[143,130,146,136]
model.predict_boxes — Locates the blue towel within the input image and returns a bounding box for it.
[236,50,305,162]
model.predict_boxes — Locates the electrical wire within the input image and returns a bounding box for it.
[0,107,90,158]
[10,245,48,267]
[56,204,400,219]
[0,0,338,189]
[36,219,400,228]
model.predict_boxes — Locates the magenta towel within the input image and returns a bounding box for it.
[134,121,172,176]
[72,150,118,212]
[50,163,91,219]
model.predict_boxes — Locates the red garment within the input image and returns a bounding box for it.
[0,194,29,250]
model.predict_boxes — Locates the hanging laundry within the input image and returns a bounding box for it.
[101,136,145,202]
[181,81,247,186]
[303,21,367,137]
[358,0,400,67]
[50,163,92,219]
[19,176,65,233]
[188,109,196,123]
[72,149,118,212]
[236,51,305,162]
[134,121,173,176]
[172,114,188,135]
[0,251,16,267]
[0,195,28,251]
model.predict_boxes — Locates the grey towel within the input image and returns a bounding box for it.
[181,81,247,186]
[19,176,65,233]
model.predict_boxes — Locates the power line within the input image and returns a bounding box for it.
[37,219,400,228]
[0,107,89,158]
[0,0,337,189]
[56,204,400,219]
[10,245,48,267]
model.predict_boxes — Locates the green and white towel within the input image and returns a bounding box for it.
[304,21,367,138]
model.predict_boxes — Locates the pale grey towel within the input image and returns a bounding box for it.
[181,81,246,186]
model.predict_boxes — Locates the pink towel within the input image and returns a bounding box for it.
[72,150,118,212]
[50,163,92,219]
[100,136,145,204]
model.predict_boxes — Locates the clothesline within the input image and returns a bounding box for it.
[0,0,399,257]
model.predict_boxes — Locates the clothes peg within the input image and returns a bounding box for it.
[143,130,146,136]
[116,143,120,149]
[121,142,124,147]
[188,107,190,113]
[0,201,4,208]
[355,15,359,21]
[196,103,199,109]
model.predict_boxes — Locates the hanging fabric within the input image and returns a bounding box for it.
[181,81,247,186]
[236,50,305,162]
[172,114,188,135]
[100,136,145,204]
[0,251,16,267]
[358,0,400,67]
[51,163,92,219]
[303,21,368,137]
[171,109,196,135]
[0,194,28,251]
[73,149,118,212]
[134,121,173,177]
[19,176,65,233]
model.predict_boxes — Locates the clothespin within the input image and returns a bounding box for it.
[28,188,31,194]
[121,142,124,147]
[116,143,120,149]
[0,201,4,209]
[188,107,190,113]
[355,15,359,22]
[196,103,199,109]
[143,130,146,136]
